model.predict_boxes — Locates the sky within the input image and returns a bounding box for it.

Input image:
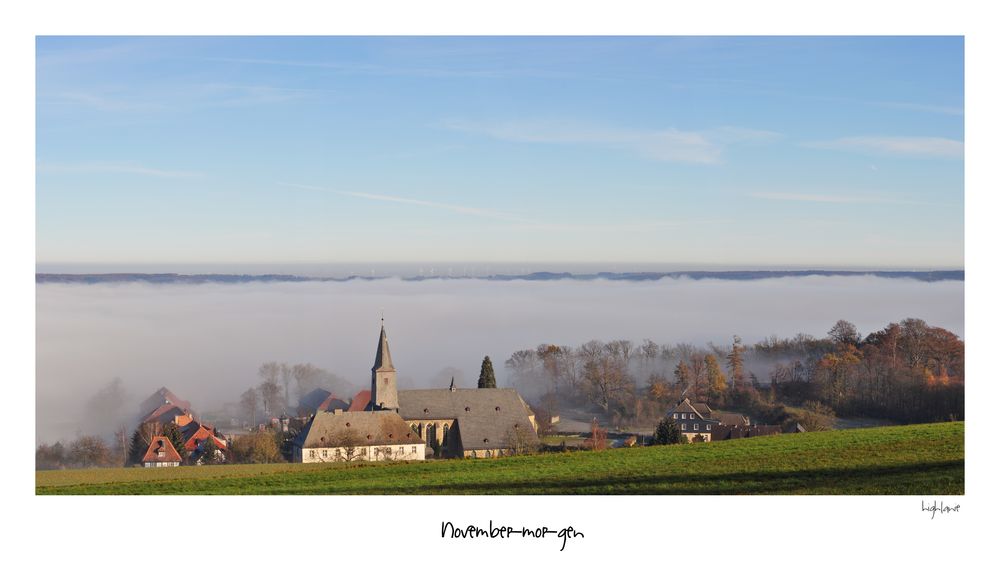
[35,36,965,268]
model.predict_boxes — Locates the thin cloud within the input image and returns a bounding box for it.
[202,56,568,80]
[38,161,203,179]
[442,120,781,164]
[282,182,699,232]
[281,183,526,222]
[869,101,964,116]
[750,192,954,206]
[39,91,165,113]
[804,136,964,159]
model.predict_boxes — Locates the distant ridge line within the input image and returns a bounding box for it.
[35,270,965,284]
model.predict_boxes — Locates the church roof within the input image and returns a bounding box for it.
[293,411,419,449]
[398,388,538,451]
[372,324,394,371]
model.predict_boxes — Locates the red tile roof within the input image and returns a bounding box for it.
[141,436,183,464]
[348,390,371,412]
[317,393,350,412]
[180,421,226,451]
[140,404,189,426]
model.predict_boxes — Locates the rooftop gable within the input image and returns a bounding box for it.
[141,435,183,463]
[294,411,419,449]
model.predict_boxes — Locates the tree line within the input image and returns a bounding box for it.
[505,317,964,428]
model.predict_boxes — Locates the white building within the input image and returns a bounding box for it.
[292,410,425,463]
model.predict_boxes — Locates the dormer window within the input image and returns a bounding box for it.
[495,406,501,412]
[465,407,470,412]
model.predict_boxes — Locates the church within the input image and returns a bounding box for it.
[292,321,539,462]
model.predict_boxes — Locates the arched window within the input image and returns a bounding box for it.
[442,424,449,447]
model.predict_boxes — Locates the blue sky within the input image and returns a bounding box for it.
[35,36,964,268]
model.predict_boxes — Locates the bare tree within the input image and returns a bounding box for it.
[292,363,324,404]
[329,429,366,462]
[640,339,660,369]
[258,362,284,417]
[583,356,630,414]
[240,387,259,427]
[279,363,292,410]
[69,435,111,468]
[829,320,861,347]
[503,425,538,456]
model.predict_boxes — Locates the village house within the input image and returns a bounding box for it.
[667,397,789,442]
[291,410,424,463]
[141,436,182,467]
[180,420,228,458]
[138,387,194,428]
[667,398,720,442]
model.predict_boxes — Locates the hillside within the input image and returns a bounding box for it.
[36,422,963,495]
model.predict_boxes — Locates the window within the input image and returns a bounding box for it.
[411,446,417,454]
[681,423,687,431]
[681,413,687,420]
[398,446,404,455]
[443,424,449,446]
[706,424,711,431]
[322,450,328,458]
[361,447,367,456]
[694,424,699,431]
[310,449,316,459]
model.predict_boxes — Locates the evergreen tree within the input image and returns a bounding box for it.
[477,356,497,388]
[653,416,682,445]
[162,422,189,461]
[199,437,219,465]
[127,428,147,466]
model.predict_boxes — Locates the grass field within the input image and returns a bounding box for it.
[36,422,964,495]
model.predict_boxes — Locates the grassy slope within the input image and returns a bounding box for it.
[36,422,964,495]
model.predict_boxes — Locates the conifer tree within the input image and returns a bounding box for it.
[478,356,497,388]
[162,422,189,461]
[127,428,147,466]
[653,416,682,445]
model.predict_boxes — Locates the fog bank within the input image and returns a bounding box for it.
[36,276,963,443]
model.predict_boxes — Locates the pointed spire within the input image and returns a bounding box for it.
[372,320,394,371]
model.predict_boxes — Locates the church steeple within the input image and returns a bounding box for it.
[372,320,394,372]
[370,319,399,411]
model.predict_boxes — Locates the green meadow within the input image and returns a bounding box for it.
[36,422,963,495]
